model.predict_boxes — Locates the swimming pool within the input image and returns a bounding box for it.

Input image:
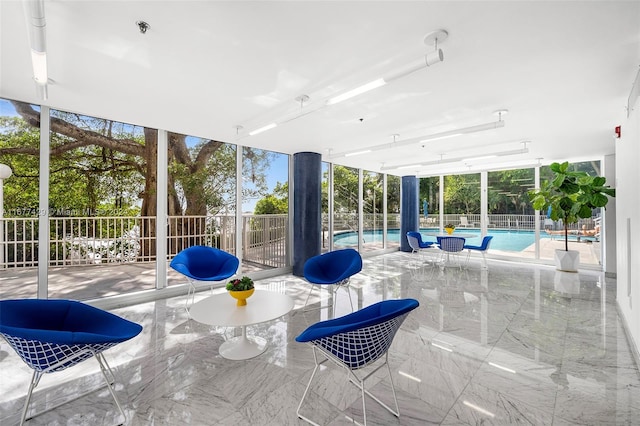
[333,228,558,252]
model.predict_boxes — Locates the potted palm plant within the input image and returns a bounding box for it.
[528,161,615,272]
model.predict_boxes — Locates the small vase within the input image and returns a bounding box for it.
[445,228,454,235]
[228,288,255,306]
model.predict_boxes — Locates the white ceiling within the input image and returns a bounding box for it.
[2,1,639,176]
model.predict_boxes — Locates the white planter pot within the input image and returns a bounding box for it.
[554,249,579,272]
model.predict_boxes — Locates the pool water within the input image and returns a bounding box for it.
[334,228,560,252]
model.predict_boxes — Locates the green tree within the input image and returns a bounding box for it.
[488,169,535,214]
[254,182,288,214]
[444,174,480,214]
[332,166,360,213]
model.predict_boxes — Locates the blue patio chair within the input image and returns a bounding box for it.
[0,299,143,425]
[170,245,239,312]
[407,231,436,265]
[464,235,493,268]
[295,298,420,425]
[303,248,362,313]
[438,236,466,269]
[406,231,434,248]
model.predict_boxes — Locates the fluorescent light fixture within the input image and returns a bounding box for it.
[384,59,429,82]
[418,158,542,177]
[488,362,516,374]
[420,133,461,143]
[398,370,422,383]
[23,0,48,99]
[327,78,386,105]
[382,146,528,172]
[331,119,506,160]
[248,123,277,136]
[344,150,372,157]
[31,50,47,84]
[463,401,495,418]
[35,81,48,99]
[462,155,498,162]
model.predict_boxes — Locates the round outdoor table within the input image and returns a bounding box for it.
[189,290,294,360]
[425,233,477,239]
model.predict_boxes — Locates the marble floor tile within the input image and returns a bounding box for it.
[2,252,640,425]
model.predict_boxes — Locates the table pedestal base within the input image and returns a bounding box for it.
[219,327,267,360]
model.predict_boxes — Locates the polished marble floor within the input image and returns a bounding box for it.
[1,252,639,425]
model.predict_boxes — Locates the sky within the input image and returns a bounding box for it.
[242,153,288,213]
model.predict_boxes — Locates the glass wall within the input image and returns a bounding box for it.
[166,132,237,287]
[539,161,602,265]
[487,168,536,255]
[321,162,330,252]
[363,170,383,250]
[420,176,440,230]
[48,108,153,299]
[0,99,39,299]
[443,173,480,230]
[333,165,359,249]
[386,175,401,249]
[242,147,289,270]
[0,96,611,301]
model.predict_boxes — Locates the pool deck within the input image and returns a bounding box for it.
[503,238,600,265]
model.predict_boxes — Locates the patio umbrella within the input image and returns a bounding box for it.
[423,199,428,218]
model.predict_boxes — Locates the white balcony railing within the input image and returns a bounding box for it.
[0,213,598,269]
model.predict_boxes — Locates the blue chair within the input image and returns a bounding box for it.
[170,245,239,311]
[0,299,143,425]
[464,235,493,268]
[295,298,419,425]
[303,248,362,312]
[438,236,466,269]
[407,232,436,266]
[406,231,433,249]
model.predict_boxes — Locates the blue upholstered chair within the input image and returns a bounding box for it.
[464,235,493,268]
[295,298,420,425]
[407,231,437,265]
[406,231,433,249]
[0,299,143,425]
[170,245,239,311]
[303,248,362,312]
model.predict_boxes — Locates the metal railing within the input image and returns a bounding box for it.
[419,214,598,233]
[0,213,600,269]
[0,214,290,269]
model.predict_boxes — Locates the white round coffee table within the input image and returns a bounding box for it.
[189,290,294,360]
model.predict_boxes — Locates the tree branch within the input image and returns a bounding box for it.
[11,101,145,157]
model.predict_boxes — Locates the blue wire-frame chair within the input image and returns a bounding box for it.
[0,299,143,425]
[295,298,420,425]
[170,245,239,312]
[437,236,466,269]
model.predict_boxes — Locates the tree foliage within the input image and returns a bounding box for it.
[254,182,288,214]
[0,100,272,218]
[443,174,481,214]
